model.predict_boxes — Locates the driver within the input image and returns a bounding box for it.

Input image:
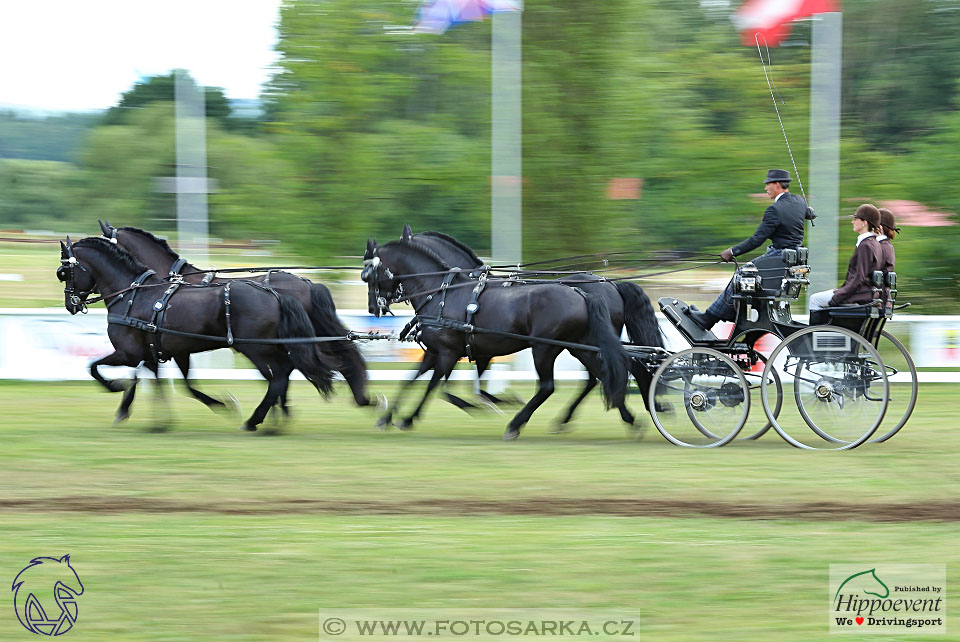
[687,168,813,331]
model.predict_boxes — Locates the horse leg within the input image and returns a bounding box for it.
[569,348,637,430]
[113,370,140,424]
[504,345,563,440]
[173,355,238,416]
[395,352,458,430]
[142,361,172,432]
[89,351,136,393]
[474,356,520,408]
[443,356,486,412]
[336,345,376,408]
[377,352,436,428]
[551,375,598,432]
[243,358,295,432]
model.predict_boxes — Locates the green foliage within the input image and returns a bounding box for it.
[76,102,303,244]
[0,159,84,230]
[5,1,960,308]
[0,111,100,162]
[102,71,245,131]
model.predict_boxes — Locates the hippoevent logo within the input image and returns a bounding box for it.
[11,555,84,636]
[829,564,946,634]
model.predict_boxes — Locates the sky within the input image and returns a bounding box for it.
[0,0,282,112]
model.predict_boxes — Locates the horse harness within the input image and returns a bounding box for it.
[105,275,284,362]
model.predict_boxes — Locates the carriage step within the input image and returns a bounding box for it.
[657,297,726,347]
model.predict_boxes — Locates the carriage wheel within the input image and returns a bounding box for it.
[740,351,782,440]
[868,330,918,443]
[761,326,888,450]
[649,348,750,448]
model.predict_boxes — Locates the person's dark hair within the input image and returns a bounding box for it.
[776,181,790,189]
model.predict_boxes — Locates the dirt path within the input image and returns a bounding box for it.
[1,496,957,522]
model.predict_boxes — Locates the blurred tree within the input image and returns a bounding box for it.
[0,159,84,230]
[841,0,960,149]
[76,103,302,244]
[0,111,100,162]
[102,71,248,132]
[265,0,492,257]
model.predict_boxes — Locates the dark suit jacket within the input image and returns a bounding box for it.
[829,236,883,306]
[732,191,807,257]
[879,238,895,274]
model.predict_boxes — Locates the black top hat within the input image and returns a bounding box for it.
[879,208,902,233]
[764,169,791,184]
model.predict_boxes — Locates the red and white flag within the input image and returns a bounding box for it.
[732,0,839,47]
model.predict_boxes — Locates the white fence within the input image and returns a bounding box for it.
[1,308,957,382]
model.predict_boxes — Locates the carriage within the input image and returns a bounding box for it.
[59,225,917,449]
[636,247,918,450]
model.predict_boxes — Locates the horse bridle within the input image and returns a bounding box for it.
[361,253,401,317]
[58,241,95,314]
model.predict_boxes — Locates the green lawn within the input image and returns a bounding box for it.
[0,380,956,640]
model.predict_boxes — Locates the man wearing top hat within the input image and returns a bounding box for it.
[808,204,884,311]
[687,168,813,330]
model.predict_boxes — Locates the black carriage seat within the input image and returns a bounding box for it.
[808,270,893,333]
[737,247,810,300]
[658,297,727,346]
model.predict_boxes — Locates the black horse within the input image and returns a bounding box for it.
[410,229,664,427]
[97,221,374,419]
[58,236,335,431]
[362,226,631,440]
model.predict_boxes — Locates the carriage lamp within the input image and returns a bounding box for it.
[734,264,760,293]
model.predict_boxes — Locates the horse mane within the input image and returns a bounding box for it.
[419,231,483,267]
[381,239,453,270]
[73,236,152,276]
[118,226,182,262]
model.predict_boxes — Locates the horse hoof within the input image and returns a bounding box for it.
[655,401,675,414]
[113,411,130,425]
[477,398,504,416]
[548,423,573,434]
[148,424,171,434]
[219,392,242,417]
[240,424,257,432]
[502,428,521,441]
[375,414,392,430]
[394,418,414,431]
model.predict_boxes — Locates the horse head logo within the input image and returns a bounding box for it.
[12,555,84,636]
[834,568,889,601]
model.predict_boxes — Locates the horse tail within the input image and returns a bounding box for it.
[615,281,663,348]
[309,283,370,405]
[278,294,335,397]
[583,292,628,409]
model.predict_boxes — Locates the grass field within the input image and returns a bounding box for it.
[1,378,957,641]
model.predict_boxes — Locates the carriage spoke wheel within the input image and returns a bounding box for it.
[741,351,782,440]
[868,330,918,443]
[649,348,749,448]
[761,326,888,450]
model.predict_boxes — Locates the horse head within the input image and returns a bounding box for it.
[12,554,84,635]
[361,227,457,317]
[362,237,396,317]
[58,236,97,315]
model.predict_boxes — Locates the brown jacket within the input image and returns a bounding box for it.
[879,238,895,274]
[829,235,883,306]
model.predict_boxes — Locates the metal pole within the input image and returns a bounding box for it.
[491,10,522,266]
[174,69,210,268]
[807,12,842,308]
